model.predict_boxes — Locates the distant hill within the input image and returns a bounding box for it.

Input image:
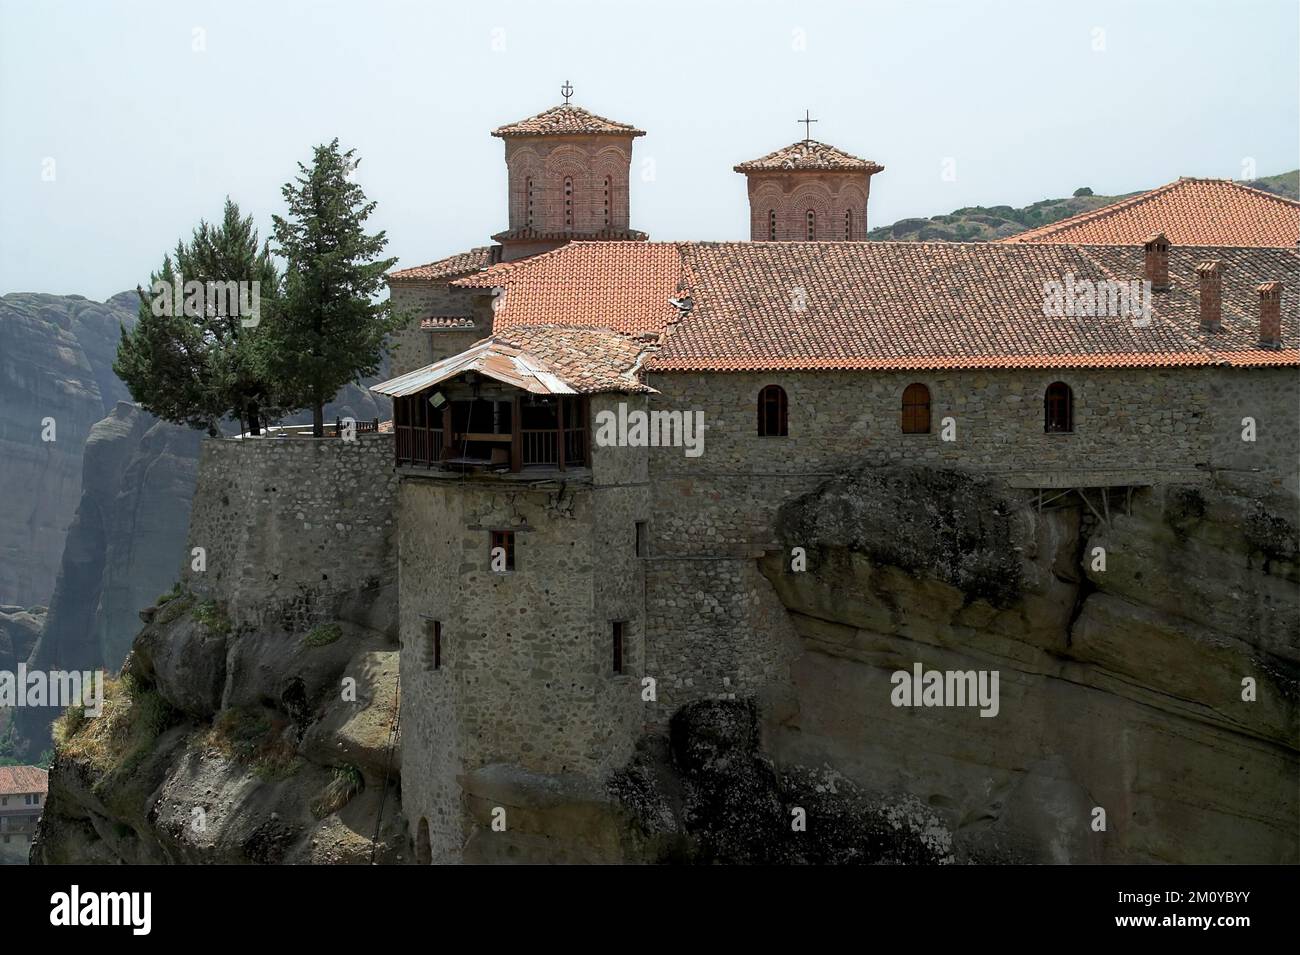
[869,170,1299,243]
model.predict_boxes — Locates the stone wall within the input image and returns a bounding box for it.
[183,435,397,629]
[398,393,649,860]
[635,364,1300,716]
[388,281,483,378]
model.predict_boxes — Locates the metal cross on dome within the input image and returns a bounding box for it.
[799,109,817,141]
[561,81,574,105]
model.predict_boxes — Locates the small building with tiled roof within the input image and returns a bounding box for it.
[0,765,48,863]
[999,177,1300,248]
[735,134,885,242]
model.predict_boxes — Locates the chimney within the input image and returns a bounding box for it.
[1196,260,1224,332]
[1143,232,1170,291]
[1257,281,1283,349]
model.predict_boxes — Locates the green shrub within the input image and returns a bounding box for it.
[303,623,342,648]
[193,599,231,635]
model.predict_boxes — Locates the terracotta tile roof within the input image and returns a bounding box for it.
[388,247,497,283]
[452,240,1298,373]
[453,241,686,337]
[420,316,476,330]
[492,227,648,243]
[490,325,655,393]
[734,139,883,173]
[1000,178,1300,248]
[0,765,47,796]
[492,104,645,138]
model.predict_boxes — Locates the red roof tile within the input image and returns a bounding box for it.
[420,316,476,330]
[452,240,1298,373]
[454,242,686,337]
[388,247,496,283]
[734,139,883,173]
[0,765,48,796]
[492,104,645,138]
[1000,178,1300,248]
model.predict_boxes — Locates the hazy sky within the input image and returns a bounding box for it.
[2,0,1297,299]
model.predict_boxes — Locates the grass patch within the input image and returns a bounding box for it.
[52,677,181,779]
[193,599,231,635]
[207,707,301,780]
[155,581,183,606]
[302,623,343,648]
[310,765,364,819]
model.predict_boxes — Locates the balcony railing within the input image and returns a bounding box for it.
[393,395,588,472]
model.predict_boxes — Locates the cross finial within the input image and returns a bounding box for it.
[561,80,574,105]
[799,109,817,142]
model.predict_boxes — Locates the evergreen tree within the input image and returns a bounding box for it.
[266,139,399,436]
[114,199,282,435]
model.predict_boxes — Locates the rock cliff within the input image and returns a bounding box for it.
[0,292,135,608]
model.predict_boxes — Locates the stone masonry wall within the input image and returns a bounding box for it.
[399,393,650,860]
[388,281,483,378]
[638,365,1300,719]
[183,435,397,629]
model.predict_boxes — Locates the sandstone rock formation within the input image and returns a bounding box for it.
[31,583,404,864]
[757,468,1298,864]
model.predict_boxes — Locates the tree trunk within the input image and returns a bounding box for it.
[248,402,261,437]
[313,400,324,437]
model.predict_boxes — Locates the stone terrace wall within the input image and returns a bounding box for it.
[183,435,397,628]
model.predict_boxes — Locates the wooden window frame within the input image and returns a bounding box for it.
[901,383,932,434]
[490,529,516,572]
[1045,382,1073,434]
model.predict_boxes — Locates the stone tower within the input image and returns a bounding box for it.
[735,135,884,241]
[491,86,648,261]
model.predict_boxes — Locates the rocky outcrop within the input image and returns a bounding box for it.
[756,467,1298,864]
[31,582,404,864]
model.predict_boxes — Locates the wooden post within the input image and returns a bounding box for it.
[442,403,454,463]
[557,396,566,472]
[511,395,522,472]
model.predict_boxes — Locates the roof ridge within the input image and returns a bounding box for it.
[1001,180,1189,243]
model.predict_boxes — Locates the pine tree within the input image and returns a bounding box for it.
[114,199,282,435]
[266,139,399,436]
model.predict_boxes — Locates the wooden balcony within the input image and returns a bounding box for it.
[394,393,587,472]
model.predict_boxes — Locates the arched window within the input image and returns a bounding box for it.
[768,209,777,240]
[844,209,853,240]
[564,177,573,229]
[758,385,788,437]
[603,176,611,227]
[1045,382,1073,433]
[526,177,534,229]
[901,383,931,434]
[806,209,816,240]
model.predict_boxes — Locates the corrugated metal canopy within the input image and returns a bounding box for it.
[370,341,577,397]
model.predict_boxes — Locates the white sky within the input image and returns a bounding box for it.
[2,0,1297,299]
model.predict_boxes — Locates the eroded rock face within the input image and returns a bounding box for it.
[0,292,134,608]
[30,584,405,865]
[758,468,1299,864]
